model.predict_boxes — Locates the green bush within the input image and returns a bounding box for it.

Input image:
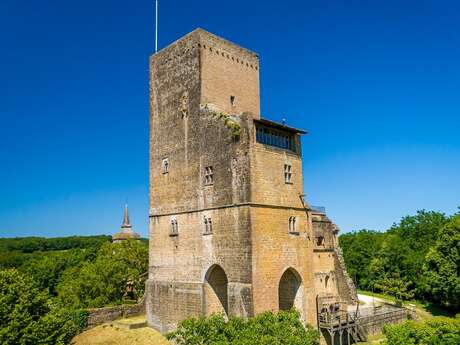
[383,315,460,345]
[167,310,319,345]
[0,269,88,345]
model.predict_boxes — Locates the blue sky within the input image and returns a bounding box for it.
[1,0,459,238]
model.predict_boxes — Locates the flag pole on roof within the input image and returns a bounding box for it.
[155,0,159,52]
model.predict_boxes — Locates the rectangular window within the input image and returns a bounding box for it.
[255,125,294,151]
[162,158,169,174]
[284,164,292,184]
[204,166,214,185]
[170,217,178,236]
[289,216,298,234]
[203,216,213,235]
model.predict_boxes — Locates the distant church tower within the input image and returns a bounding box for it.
[112,204,140,243]
[146,28,357,335]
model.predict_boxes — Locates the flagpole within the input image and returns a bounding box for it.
[155,0,158,52]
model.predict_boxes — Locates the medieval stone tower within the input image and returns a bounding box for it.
[146,28,356,334]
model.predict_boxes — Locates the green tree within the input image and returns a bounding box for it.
[21,248,96,296]
[375,276,414,304]
[0,269,88,345]
[422,214,460,310]
[0,269,49,344]
[56,240,148,308]
[339,230,384,290]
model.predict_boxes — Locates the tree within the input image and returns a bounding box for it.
[0,269,88,345]
[0,269,49,344]
[375,276,414,305]
[422,214,460,310]
[56,240,148,308]
[339,230,384,290]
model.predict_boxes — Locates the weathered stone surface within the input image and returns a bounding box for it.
[87,300,145,327]
[146,28,356,334]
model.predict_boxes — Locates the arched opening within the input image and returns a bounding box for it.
[325,275,329,290]
[278,268,303,311]
[203,265,228,316]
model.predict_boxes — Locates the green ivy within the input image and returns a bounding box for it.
[204,104,241,138]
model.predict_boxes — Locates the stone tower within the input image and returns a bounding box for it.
[146,28,356,334]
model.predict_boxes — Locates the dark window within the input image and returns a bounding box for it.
[230,95,235,107]
[289,216,297,233]
[204,216,213,234]
[170,217,178,236]
[204,166,214,185]
[316,236,324,246]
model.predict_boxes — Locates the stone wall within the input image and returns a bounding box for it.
[86,300,145,327]
[334,248,358,304]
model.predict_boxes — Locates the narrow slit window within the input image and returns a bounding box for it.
[289,216,297,233]
[170,217,178,236]
[284,164,292,184]
[162,158,169,174]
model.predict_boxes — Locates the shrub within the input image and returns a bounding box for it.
[167,310,319,345]
[0,269,88,345]
[383,315,460,345]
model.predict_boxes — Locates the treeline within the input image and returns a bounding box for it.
[0,236,149,344]
[0,235,112,253]
[340,209,460,311]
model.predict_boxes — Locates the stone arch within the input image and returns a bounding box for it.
[278,267,304,312]
[325,275,330,290]
[203,264,228,316]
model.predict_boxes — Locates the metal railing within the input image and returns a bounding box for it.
[311,205,326,213]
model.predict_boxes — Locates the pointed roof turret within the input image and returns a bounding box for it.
[121,203,131,228]
[112,203,141,242]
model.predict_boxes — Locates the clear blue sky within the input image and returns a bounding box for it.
[1,0,459,238]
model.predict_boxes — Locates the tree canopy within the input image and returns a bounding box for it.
[340,209,460,310]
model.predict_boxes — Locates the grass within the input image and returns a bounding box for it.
[357,333,386,345]
[72,317,170,345]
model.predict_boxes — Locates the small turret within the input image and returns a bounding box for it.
[112,204,141,243]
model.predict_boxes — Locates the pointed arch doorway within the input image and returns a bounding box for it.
[203,264,228,316]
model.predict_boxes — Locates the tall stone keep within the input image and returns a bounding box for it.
[146,28,356,334]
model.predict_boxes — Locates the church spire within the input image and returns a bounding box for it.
[112,203,140,242]
[121,203,131,228]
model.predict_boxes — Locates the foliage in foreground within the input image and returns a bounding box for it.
[167,310,319,345]
[383,315,460,345]
[0,269,88,345]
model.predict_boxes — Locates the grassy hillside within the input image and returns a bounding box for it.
[72,323,170,345]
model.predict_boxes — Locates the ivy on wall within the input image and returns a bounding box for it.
[202,104,241,138]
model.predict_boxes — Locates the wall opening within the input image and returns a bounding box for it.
[278,268,303,311]
[203,265,228,316]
